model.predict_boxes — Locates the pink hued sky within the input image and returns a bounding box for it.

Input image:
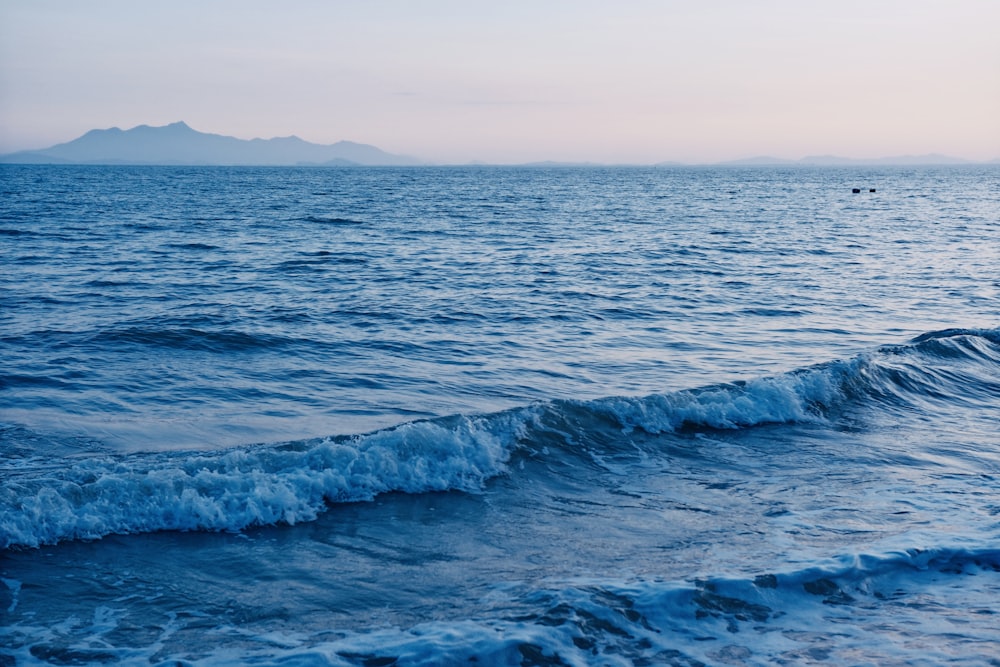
[1,0,998,164]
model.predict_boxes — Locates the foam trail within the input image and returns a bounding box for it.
[5,545,987,666]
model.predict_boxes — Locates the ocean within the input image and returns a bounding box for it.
[1,164,998,666]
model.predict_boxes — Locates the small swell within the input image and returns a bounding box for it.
[164,242,220,251]
[301,215,365,225]
[909,327,1000,345]
[0,374,75,391]
[91,327,291,352]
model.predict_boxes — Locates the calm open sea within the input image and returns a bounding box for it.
[1,164,999,665]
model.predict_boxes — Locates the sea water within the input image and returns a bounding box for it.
[1,164,998,665]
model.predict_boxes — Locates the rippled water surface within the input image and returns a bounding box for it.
[1,165,998,665]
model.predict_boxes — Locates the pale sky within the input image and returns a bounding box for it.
[1,0,998,164]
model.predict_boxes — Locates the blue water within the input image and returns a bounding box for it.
[1,164,998,665]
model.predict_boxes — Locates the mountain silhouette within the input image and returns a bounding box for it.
[716,153,973,166]
[0,122,421,166]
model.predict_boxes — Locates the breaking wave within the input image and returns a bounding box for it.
[2,328,997,549]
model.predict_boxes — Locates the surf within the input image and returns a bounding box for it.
[3,327,997,550]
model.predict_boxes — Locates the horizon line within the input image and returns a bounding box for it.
[2,121,997,167]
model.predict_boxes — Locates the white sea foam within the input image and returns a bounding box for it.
[588,357,863,433]
[3,328,997,550]
[5,546,993,666]
[244,547,1000,665]
[586,328,1000,434]
[0,412,529,549]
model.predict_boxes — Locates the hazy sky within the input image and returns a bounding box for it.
[1,0,998,163]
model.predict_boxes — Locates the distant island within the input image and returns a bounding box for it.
[712,154,983,166]
[0,122,996,166]
[0,122,421,166]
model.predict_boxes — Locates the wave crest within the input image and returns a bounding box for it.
[3,327,997,549]
[583,357,863,434]
[0,412,528,549]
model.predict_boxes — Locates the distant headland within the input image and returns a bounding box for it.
[0,122,422,166]
[0,122,996,166]
[706,154,992,167]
